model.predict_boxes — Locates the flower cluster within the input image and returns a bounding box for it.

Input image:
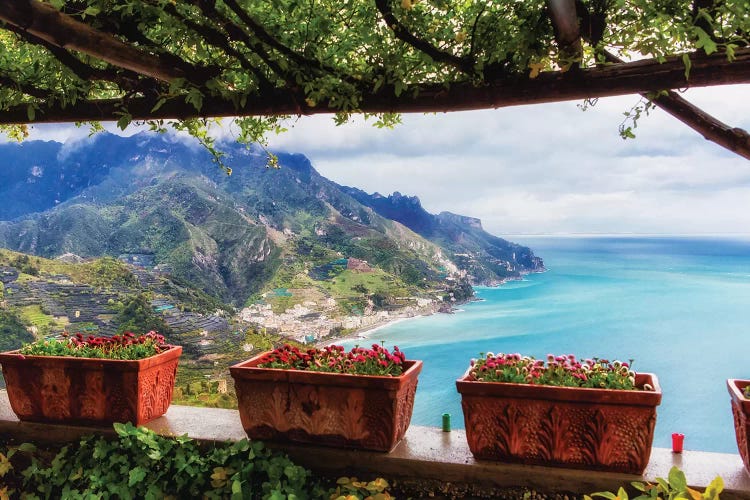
[258,344,406,376]
[19,331,172,360]
[468,352,651,391]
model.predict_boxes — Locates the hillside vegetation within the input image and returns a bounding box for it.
[0,133,542,307]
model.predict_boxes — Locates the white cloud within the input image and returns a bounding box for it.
[19,122,140,143]
[3,84,749,236]
[266,85,750,235]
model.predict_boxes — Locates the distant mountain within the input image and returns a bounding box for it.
[0,132,543,304]
[341,189,544,284]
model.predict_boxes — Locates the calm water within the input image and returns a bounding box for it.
[346,236,750,454]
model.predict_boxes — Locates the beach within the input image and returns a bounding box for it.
[317,314,425,347]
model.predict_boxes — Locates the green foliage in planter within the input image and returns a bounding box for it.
[0,424,393,499]
[586,466,724,500]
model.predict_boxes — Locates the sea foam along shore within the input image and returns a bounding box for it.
[318,315,422,347]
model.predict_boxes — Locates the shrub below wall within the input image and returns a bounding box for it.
[0,423,394,499]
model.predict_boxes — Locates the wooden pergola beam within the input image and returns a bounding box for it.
[1,47,748,124]
[603,51,750,161]
[546,0,583,64]
[0,0,185,82]
[654,92,750,160]
[0,0,748,161]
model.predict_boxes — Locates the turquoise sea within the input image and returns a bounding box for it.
[346,236,750,454]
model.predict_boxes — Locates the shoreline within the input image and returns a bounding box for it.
[316,313,428,347]
[314,270,546,348]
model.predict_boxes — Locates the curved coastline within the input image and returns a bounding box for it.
[316,267,546,348]
[317,301,471,347]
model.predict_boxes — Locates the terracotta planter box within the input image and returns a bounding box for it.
[456,372,662,474]
[727,379,750,474]
[230,352,422,452]
[0,346,181,426]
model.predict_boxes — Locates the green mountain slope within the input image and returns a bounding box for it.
[341,189,545,285]
[0,132,541,307]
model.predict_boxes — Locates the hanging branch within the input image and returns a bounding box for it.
[0,74,51,99]
[0,0,187,83]
[193,0,294,87]
[159,2,274,91]
[570,1,749,160]
[75,7,222,85]
[604,50,750,160]
[374,0,474,74]
[468,5,487,60]
[691,0,718,42]
[219,0,354,83]
[3,23,148,90]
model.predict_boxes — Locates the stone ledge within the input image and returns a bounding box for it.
[1,390,749,498]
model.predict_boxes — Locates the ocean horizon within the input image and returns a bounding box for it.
[345,235,750,454]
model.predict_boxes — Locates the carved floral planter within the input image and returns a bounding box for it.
[230,352,422,452]
[727,379,750,474]
[0,346,181,426]
[456,371,662,474]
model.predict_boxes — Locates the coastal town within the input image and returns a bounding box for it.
[238,294,441,345]
[0,253,457,353]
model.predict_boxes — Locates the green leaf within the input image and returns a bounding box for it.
[17,443,37,453]
[621,127,636,139]
[631,481,647,492]
[656,478,670,491]
[394,81,406,97]
[26,105,35,122]
[703,476,724,499]
[0,454,12,477]
[116,114,131,131]
[590,492,618,500]
[726,44,737,63]
[693,27,717,55]
[668,466,687,491]
[151,98,167,113]
[682,53,691,81]
[128,466,148,487]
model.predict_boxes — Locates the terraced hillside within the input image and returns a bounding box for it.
[0,249,239,403]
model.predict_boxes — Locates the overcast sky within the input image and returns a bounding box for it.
[7,84,750,237]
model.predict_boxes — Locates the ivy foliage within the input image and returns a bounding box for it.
[586,465,724,500]
[0,0,748,156]
[0,423,394,499]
